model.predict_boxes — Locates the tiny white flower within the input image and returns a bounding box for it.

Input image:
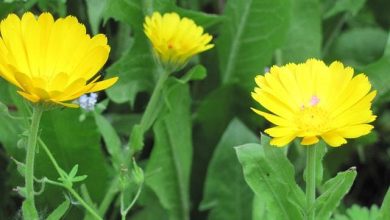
[76,93,98,111]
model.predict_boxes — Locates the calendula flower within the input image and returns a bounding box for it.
[252,59,376,147]
[143,12,213,70]
[0,12,118,107]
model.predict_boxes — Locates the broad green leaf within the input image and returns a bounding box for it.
[361,33,390,99]
[144,0,220,25]
[142,0,174,15]
[218,0,291,90]
[315,168,357,220]
[105,32,156,106]
[175,7,222,29]
[379,187,390,220]
[235,136,305,220]
[281,0,321,62]
[200,118,258,220]
[191,86,241,211]
[324,0,366,18]
[46,200,71,220]
[94,111,123,168]
[86,0,107,34]
[35,109,110,212]
[131,186,169,220]
[145,81,192,220]
[252,195,268,220]
[103,0,143,29]
[329,27,387,67]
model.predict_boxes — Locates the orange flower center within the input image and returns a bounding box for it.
[296,96,330,136]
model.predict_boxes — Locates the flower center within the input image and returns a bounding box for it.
[296,96,329,135]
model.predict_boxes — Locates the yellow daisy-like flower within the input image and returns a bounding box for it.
[143,12,214,70]
[0,12,118,107]
[252,59,376,147]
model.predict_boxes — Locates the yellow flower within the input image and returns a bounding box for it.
[0,12,118,108]
[143,12,213,70]
[252,59,376,147]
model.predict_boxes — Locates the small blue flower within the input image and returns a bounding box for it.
[76,93,98,111]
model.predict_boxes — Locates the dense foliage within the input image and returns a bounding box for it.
[0,0,390,219]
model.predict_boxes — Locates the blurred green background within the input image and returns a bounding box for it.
[0,0,390,219]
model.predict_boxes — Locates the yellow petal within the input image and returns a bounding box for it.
[52,100,79,108]
[17,91,40,102]
[321,132,347,147]
[87,77,119,93]
[265,126,296,138]
[336,124,374,138]
[270,135,296,147]
[251,108,292,127]
[301,136,319,145]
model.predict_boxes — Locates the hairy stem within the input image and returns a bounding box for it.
[23,105,44,220]
[306,146,317,220]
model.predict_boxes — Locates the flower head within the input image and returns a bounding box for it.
[143,12,213,70]
[252,59,376,147]
[0,12,118,107]
[76,93,98,111]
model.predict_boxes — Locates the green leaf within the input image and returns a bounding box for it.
[191,85,241,210]
[332,204,380,220]
[103,0,143,29]
[200,118,258,220]
[145,81,192,220]
[379,187,390,220]
[46,200,71,220]
[35,109,110,209]
[175,7,222,29]
[235,135,305,220]
[131,186,169,220]
[218,0,291,90]
[85,0,107,34]
[281,0,321,62]
[180,65,207,83]
[93,111,123,168]
[11,157,26,177]
[315,168,357,220]
[361,33,390,100]
[324,0,366,18]
[129,124,145,152]
[105,32,156,106]
[329,27,387,67]
[69,164,79,179]
[72,175,88,183]
[252,195,268,220]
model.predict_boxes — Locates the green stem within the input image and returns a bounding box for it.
[129,67,170,153]
[306,146,317,220]
[23,105,44,220]
[275,49,283,66]
[39,138,102,220]
[139,67,169,129]
[66,187,102,220]
[120,183,143,220]
[38,138,64,178]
